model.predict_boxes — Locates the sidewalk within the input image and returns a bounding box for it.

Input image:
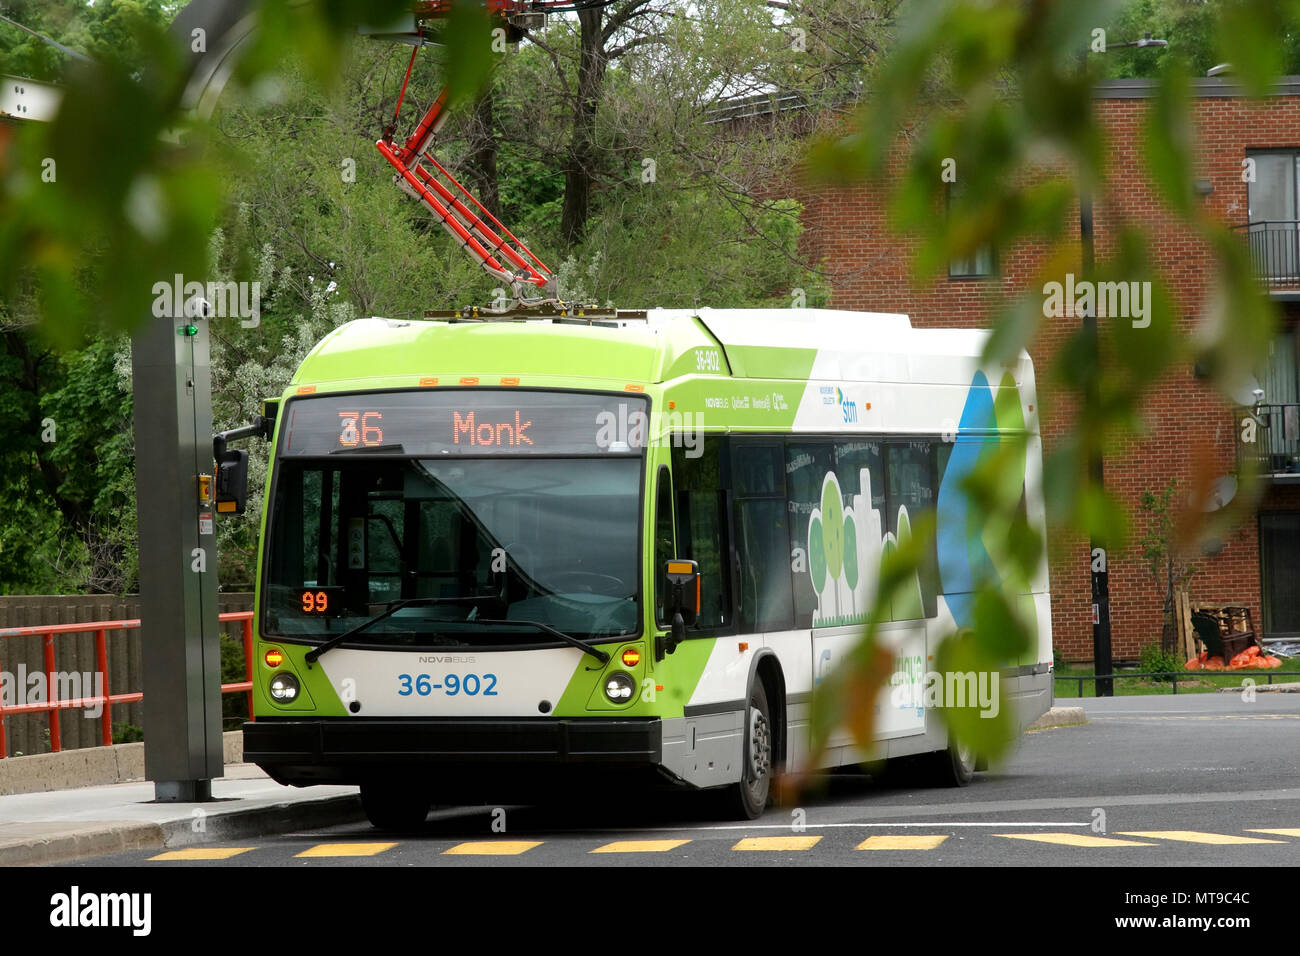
[0,764,362,866]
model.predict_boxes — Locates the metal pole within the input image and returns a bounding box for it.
[1079,132,1115,698]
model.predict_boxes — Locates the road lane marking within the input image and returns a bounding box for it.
[1247,828,1300,837]
[997,833,1155,847]
[295,842,397,858]
[1091,715,1300,720]
[149,847,256,861]
[590,839,691,854]
[1118,831,1286,845]
[652,821,1090,831]
[732,836,822,851]
[443,841,542,856]
[856,835,948,850]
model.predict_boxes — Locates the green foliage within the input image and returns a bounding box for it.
[220,631,249,730]
[1139,642,1186,682]
[0,333,136,594]
[111,722,145,744]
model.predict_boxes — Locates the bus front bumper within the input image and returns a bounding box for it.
[243,717,663,787]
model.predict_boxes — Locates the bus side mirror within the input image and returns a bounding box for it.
[663,559,700,657]
[212,411,273,518]
[215,449,249,515]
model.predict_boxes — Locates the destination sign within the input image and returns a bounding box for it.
[279,390,648,457]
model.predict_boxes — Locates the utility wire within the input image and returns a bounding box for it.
[0,11,92,63]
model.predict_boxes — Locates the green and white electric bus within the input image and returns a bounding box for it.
[238,308,1053,826]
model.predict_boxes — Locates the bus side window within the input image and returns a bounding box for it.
[786,442,835,628]
[671,437,730,631]
[653,466,675,628]
[884,440,941,619]
[731,441,794,633]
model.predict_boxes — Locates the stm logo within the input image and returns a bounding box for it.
[837,388,858,423]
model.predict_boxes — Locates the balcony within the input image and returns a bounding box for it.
[1237,403,1300,479]
[1233,221,1300,292]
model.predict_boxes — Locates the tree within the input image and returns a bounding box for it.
[1138,478,1199,655]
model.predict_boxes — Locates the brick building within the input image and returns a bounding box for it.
[796,76,1300,662]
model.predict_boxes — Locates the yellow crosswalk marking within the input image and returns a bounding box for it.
[856,835,948,851]
[1118,831,1285,845]
[295,842,397,858]
[443,841,542,856]
[732,836,821,851]
[997,833,1155,847]
[149,847,256,861]
[590,839,690,854]
[1247,829,1300,838]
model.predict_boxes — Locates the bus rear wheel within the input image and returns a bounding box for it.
[931,737,976,787]
[727,681,773,819]
[360,782,431,831]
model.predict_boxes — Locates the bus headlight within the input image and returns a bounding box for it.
[269,673,300,702]
[604,672,636,703]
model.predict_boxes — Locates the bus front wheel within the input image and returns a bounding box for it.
[727,681,773,819]
[360,782,431,831]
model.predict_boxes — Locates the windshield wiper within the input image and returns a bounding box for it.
[473,618,610,666]
[329,442,406,454]
[304,598,439,664]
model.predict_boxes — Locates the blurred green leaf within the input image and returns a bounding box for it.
[933,626,1017,759]
[441,0,499,112]
[1143,63,1193,215]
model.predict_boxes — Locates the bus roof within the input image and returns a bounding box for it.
[290,308,1028,392]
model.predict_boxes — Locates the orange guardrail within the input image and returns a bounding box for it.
[0,611,254,759]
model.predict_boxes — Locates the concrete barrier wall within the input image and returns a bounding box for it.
[0,730,247,796]
[0,593,252,757]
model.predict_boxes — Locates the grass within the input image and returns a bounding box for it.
[1053,661,1299,697]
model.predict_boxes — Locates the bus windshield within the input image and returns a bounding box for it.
[263,456,643,645]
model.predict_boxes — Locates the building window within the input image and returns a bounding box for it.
[1244,149,1300,280]
[946,184,997,278]
[1260,512,1300,638]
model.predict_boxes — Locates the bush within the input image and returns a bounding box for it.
[1139,643,1186,683]
[112,722,144,743]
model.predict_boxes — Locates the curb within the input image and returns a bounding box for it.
[1216,681,1300,693]
[158,793,365,849]
[0,822,166,867]
[0,792,365,867]
[1027,706,1087,731]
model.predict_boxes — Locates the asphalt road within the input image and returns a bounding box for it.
[72,692,1300,867]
